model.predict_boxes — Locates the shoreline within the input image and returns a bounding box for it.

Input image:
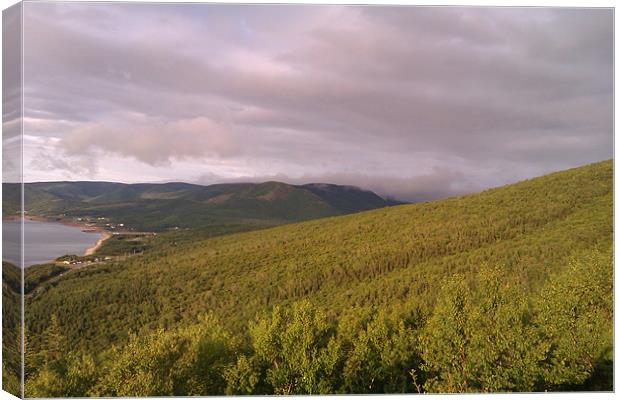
[84,231,113,256]
[4,214,98,228]
[4,214,113,257]
[4,214,106,231]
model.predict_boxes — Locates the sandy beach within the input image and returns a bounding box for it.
[84,231,113,256]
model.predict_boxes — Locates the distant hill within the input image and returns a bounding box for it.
[22,160,612,395]
[302,183,403,212]
[2,180,401,232]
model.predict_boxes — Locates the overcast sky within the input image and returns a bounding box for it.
[6,3,614,201]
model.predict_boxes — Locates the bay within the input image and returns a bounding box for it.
[2,219,103,267]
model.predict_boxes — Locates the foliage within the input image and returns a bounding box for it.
[91,314,237,397]
[24,248,614,396]
[25,263,69,294]
[94,234,150,256]
[420,266,542,392]
[248,301,341,394]
[223,355,260,395]
[534,249,613,390]
[336,309,419,393]
[25,352,97,398]
[2,262,21,397]
[419,247,613,393]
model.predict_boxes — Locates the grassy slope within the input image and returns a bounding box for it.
[24,160,613,356]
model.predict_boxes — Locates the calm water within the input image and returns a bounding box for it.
[2,219,102,267]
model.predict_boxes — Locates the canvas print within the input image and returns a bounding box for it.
[1,1,614,397]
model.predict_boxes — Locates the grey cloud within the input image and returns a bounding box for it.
[61,114,243,166]
[29,148,98,179]
[18,4,613,201]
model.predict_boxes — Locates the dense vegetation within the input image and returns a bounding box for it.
[3,181,398,232]
[94,234,150,256]
[14,160,615,395]
[2,262,21,397]
[24,264,69,294]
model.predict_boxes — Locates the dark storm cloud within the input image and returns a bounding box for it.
[20,3,613,201]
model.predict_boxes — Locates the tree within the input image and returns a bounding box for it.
[25,315,97,398]
[92,313,236,396]
[534,248,613,390]
[249,301,341,394]
[421,266,543,393]
[339,311,418,393]
[224,354,260,395]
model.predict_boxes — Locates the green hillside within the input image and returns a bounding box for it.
[2,262,21,397]
[3,180,397,232]
[22,160,613,395]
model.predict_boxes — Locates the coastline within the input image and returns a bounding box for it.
[3,214,98,229]
[84,231,113,256]
[3,214,114,257]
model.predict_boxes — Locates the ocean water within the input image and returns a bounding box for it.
[2,219,102,267]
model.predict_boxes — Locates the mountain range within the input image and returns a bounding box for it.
[3,180,402,232]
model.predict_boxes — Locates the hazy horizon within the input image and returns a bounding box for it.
[3,3,613,202]
[8,157,609,203]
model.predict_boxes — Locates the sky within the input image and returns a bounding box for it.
[3,3,613,201]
